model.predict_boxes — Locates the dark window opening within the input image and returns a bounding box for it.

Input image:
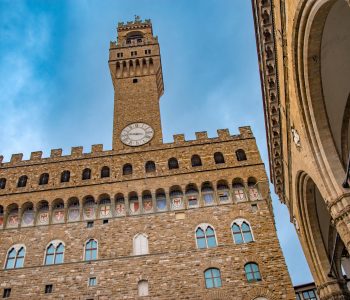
[82,168,91,180]
[145,161,156,173]
[101,166,110,178]
[133,78,138,83]
[0,178,6,189]
[168,158,179,170]
[191,155,202,167]
[17,175,28,188]
[123,164,133,175]
[236,149,247,161]
[214,152,225,164]
[87,221,94,228]
[3,288,11,298]
[45,285,53,294]
[39,173,49,185]
[61,170,70,183]
[103,219,108,224]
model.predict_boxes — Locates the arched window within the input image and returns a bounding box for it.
[202,182,214,205]
[85,239,98,261]
[204,268,222,289]
[170,187,184,210]
[21,202,34,227]
[145,161,156,173]
[214,152,225,164]
[191,154,202,167]
[99,196,111,218]
[129,192,139,214]
[168,157,179,169]
[244,263,261,282]
[236,149,247,161]
[142,192,153,213]
[45,242,64,265]
[138,280,149,297]
[248,177,260,200]
[52,199,64,224]
[233,179,246,202]
[101,166,110,178]
[217,181,230,202]
[5,246,25,269]
[61,170,70,183]
[133,233,149,255]
[186,184,199,208]
[67,198,80,222]
[196,224,217,249]
[82,168,91,180]
[0,178,6,189]
[7,205,19,228]
[39,173,49,185]
[156,189,167,211]
[115,194,125,216]
[83,196,96,220]
[232,219,254,244]
[123,163,133,175]
[17,175,27,188]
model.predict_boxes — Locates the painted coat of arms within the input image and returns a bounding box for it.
[100,205,111,218]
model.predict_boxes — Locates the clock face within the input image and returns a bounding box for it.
[120,123,154,146]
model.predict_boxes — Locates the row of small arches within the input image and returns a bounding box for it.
[0,179,261,228]
[0,150,247,190]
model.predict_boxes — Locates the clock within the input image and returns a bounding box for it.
[120,123,154,146]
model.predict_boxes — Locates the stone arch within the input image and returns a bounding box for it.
[242,287,279,300]
[202,290,232,300]
[295,171,350,298]
[293,0,350,197]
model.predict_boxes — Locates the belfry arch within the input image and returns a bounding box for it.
[296,172,350,299]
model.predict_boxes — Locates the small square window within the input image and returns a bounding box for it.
[3,289,11,298]
[45,285,53,294]
[251,204,258,212]
[89,277,97,287]
[87,221,94,228]
[133,78,138,83]
[103,219,108,224]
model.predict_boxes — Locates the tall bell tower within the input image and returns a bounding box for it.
[109,17,164,151]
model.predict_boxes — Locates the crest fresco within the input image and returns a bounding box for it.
[22,210,34,227]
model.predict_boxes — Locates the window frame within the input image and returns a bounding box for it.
[195,223,218,249]
[244,262,262,282]
[44,240,65,265]
[133,233,149,256]
[231,218,255,244]
[17,175,28,188]
[204,268,222,289]
[4,245,26,269]
[84,239,98,261]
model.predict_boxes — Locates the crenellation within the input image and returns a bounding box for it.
[173,134,185,144]
[195,131,208,140]
[239,126,253,138]
[10,153,23,163]
[91,144,103,153]
[0,155,3,164]
[217,129,230,139]
[71,146,83,157]
[50,149,62,158]
[30,151,43,160]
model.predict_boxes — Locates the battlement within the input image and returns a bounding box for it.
[117,17,152,32]
[0,127,254,167]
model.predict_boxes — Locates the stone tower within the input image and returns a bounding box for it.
[0,17,295,299]
[109,17,164,150]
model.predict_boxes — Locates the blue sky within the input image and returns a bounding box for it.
[0,0,312,285]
